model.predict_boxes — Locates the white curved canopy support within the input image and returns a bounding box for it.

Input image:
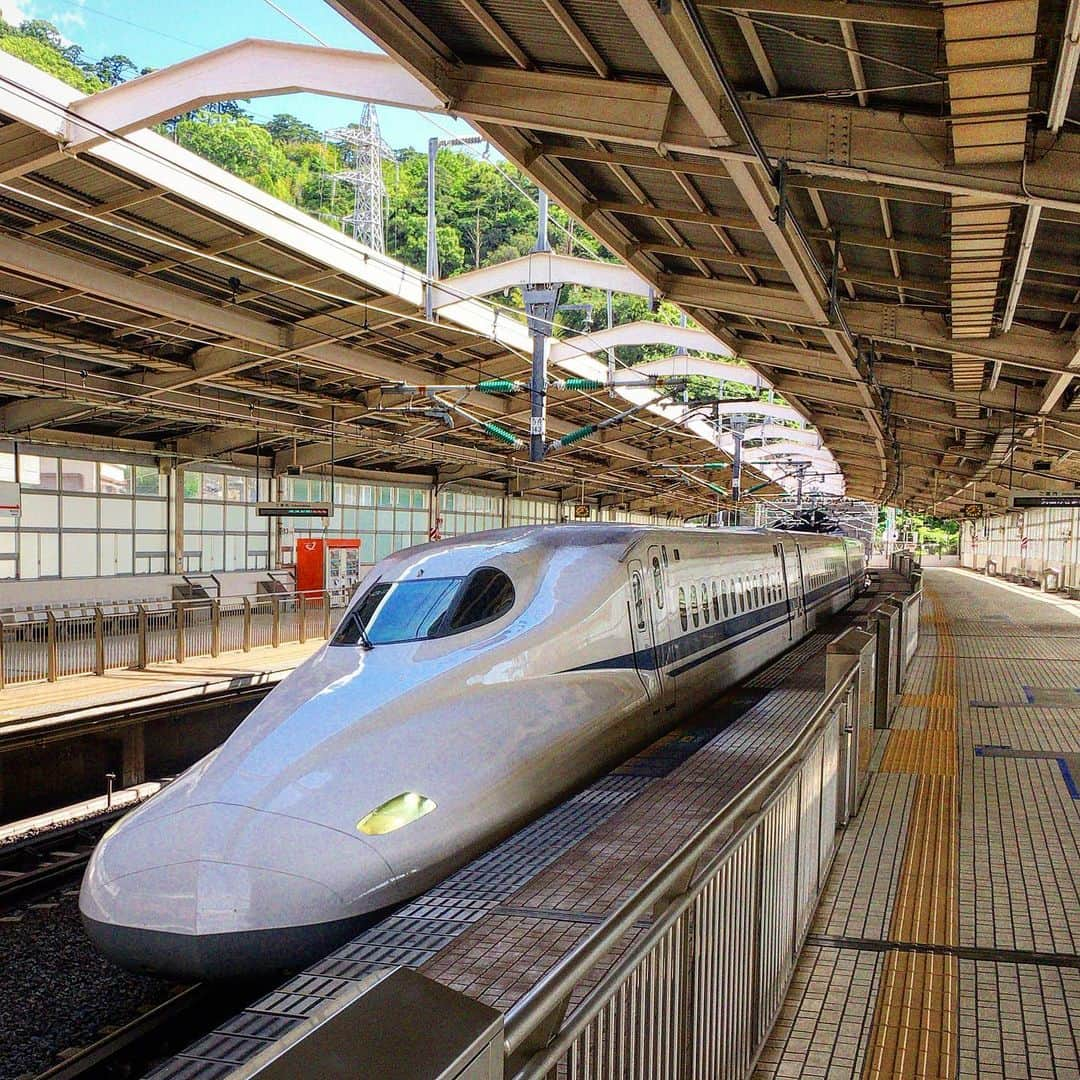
[713,400,805,424]
[65,42,445,152]
[743,424,819,446]
[434,253,651,307]
[548,320,736,365]
[634,355,767,388]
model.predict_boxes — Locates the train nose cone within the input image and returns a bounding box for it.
[80,803,395,980]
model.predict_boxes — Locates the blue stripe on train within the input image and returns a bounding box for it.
[565,576,856,676]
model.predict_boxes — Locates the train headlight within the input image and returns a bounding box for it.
[357,792,437,835]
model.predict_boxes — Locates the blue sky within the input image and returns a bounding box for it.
[2,0,477,148]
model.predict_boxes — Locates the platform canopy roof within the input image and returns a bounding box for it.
[327,0,1080,515]
[0,52,813,518]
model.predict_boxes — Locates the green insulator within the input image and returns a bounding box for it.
[706,481,728,495]
[482,421,521,446]
[702,462,729,470]
[562,378,604,391]
[558,424,598,447]
[477,379,518,394]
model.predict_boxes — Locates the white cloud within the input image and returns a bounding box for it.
[0,1,38,25]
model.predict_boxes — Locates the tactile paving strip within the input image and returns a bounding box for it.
[756,569,1080,1080]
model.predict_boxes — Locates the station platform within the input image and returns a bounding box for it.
[148,569,913,1079]
[0,639,321,746]
[757,569,1080,1080]
[146,566,1080,1080]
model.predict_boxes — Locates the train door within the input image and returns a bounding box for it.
[646,545,676,710]
[627,560,662,710]
[792,543,809,635]
[775,542,794,640]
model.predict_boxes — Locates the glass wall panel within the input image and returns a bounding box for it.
[180,465,266,572]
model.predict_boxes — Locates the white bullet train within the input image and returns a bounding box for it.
[81,525,865,979]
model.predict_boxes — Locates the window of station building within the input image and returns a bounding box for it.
[509,497,560,526]
[183,466,270,573]
[439,488,502,539]
[678,586,688,631]
[0,450,168,579]
[288,479,429,564]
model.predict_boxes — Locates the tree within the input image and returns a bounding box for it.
[0,34,103,92]
[87,54,136,87]
[175,115,293,201]
[267,114,322,144]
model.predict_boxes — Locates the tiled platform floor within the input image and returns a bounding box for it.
[755,569,1080,1080]
[0,638,321,732]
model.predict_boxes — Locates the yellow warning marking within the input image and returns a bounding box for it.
[864,586,959,1080]
[879,730,957,777]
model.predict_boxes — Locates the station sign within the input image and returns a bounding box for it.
[0,480,20,518]
[256,501,332,518]
[573,504,590,519]
[1010,493,1080,509]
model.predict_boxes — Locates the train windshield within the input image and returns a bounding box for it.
[333,568,515,646]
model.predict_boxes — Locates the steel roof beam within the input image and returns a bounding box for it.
[699,0,942,28]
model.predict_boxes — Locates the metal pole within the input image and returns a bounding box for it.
[211,598,221,657]
[94,606,105,676]
[105,772,115,809]
[243,596,252,652]
[46,611,57,683]
[425,136,439,320]
[137,604,147,669]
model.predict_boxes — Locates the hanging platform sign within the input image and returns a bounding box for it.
[256,501,332,518]
[1010,493,1080,509]
[0,480,20,518]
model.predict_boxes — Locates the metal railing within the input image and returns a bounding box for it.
[0,590,338,690]
[501,664,858,1080]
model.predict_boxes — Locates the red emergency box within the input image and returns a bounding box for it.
[295,538,362,595]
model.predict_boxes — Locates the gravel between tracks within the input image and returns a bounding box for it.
[0,890,177,1080]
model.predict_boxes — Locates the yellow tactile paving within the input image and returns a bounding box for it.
[758,568,1080,1080]
[864,586,959,1080]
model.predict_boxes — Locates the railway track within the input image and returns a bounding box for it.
[0,809,125,915]
[30,984,215,1080]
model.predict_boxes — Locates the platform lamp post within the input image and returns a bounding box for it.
[522,189,563,463]
[424,134,487,319]
[729,413,747,523]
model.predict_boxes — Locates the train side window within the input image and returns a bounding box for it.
[673,548,681,562]
[737,578,745,613]
[651,556,665,609]
[678,586,688,631]
[690,584,700,627]
[721,582,729,618]
[443,567,515,634]
[700,581,710,623]
[631,572,646,630]
[712,582,720,621]
[662,545,669,566]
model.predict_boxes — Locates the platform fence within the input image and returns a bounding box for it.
[501,661,858,1080]
[0,590,338,689]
